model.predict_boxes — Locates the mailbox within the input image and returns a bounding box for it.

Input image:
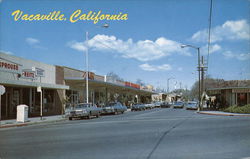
[17,105,29,122]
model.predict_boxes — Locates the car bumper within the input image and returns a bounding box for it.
[69,112,89,118]
[102,109,115,114]
[173,106,184,108]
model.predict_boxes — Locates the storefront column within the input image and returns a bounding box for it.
[105,87,108,105]
[235,93,238,106]
[247,93,249,104]
[29,88,32,116]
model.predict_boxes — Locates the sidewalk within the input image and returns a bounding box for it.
[0,115,67,129]
[197,111,250,116]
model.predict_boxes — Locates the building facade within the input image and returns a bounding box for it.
[207,87,250,108]
[0,52,154,120]
[0,53,69,119]
[63,67,153,107]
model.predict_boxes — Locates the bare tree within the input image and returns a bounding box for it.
[106,72,124,81]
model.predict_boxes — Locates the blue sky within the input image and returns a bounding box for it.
[0,0,249,91]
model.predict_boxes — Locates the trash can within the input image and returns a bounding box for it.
[17,105,29,123]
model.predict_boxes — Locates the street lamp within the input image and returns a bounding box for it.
[167,77,175,93]
[85,24,109,104]
[181,44,201,111]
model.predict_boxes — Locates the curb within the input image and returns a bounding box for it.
[0,118,67,129]
[197,111,250,117]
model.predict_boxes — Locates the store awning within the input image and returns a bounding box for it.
[0,79,69,90]
[64,77,154,95]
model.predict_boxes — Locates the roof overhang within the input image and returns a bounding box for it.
[0,79,69,90]
[64,77,154,95]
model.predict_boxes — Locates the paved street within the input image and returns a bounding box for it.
[0,108,250,159]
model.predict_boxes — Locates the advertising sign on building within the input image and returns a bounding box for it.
[36,68,45,77]
[21,69,36,79]
[0,58,21,74]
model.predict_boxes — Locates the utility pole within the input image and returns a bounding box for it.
[86,31,89,104]
[200,56,207,110]
[197,48,201,111]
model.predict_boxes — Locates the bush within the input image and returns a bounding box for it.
[224,104,250,114]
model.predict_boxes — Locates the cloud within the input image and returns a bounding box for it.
[177,67,183,71]
[67,41,87,52]
[25,37,47,49]
[223,51,250,61]
[26,37,40,45]
[0,50,13,55]
[200,44,221,55]
[139,63,172,71]
[191,19,250,43]
[68,35,191,62]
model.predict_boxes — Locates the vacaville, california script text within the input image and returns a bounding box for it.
[11,10,128,24]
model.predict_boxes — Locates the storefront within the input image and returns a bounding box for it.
[63,67,153,107]
[0,53,69,120]
[207,87,250,108]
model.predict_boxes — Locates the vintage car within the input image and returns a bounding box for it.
[102,102,127,115]
[68,103,102,120]
[185,101,198,110]
[131,104,146,111]
[173,101,185,109]
[160,102,172,108]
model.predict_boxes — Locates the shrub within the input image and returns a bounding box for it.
[224,104,250,114]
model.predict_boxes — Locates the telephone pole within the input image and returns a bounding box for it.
[200,56,207,110]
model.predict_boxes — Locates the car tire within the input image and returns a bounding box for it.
[69,117,73,120]
[96,113,100,118]
[87,113,91,119]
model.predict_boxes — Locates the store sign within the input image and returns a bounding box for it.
[0,59,21,74]
[232,88,250,93]
[21,69,36,79]
[21,67,45,80]
[35,67,45,77]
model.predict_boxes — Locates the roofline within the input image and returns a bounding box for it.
[207,86,250,91]
[64,77,154,94]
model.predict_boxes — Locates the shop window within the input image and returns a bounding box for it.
[237,93,247,106]
[11,89,20,115]
[44,90,54,113]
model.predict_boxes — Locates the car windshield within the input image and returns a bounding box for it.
[105,103,116,107]
[175,102,183,105]
[188,102,197,105]
[75,104,90,108]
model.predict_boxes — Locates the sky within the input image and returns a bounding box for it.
[0,0,249,91]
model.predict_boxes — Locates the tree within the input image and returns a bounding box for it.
[106,72,124,81]
[136,79,145,86]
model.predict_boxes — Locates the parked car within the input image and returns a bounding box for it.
[185,101,198,110]
[102,102,127,115]
[68,103,102,120]
[131,104,146,111]
[173,101,184,109]
[145,103,154,109]
[153,102,162,108]
[161,102,171,108]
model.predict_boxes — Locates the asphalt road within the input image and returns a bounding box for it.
[0,108,250,159]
